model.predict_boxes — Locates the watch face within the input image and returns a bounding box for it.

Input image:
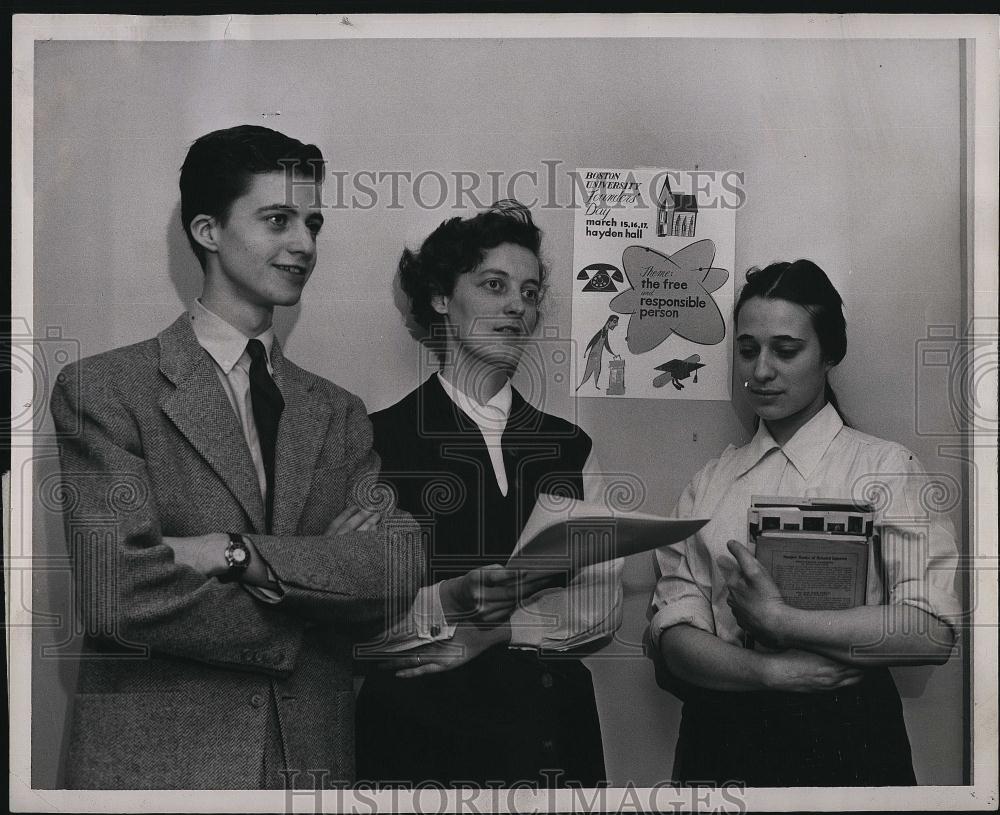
[231,548,247,564]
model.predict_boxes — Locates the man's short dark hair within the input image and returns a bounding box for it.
[180,125,325,268]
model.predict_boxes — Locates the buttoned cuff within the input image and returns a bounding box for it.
[413,582,457,641]
[508,566,624,651]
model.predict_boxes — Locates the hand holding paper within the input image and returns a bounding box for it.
[440,565,560,625]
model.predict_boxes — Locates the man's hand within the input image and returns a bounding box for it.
[163,534,229,577]
[762,648,866,693]
[439,565,560,625]
[326,505,380,536]
[725,540,790,649]
[384,622,512,679]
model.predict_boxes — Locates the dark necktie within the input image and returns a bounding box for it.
[246,338,284,531]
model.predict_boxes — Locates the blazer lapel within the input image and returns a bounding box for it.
[420,374,485,438]
[269,341,332,535]
[157,316,266,532]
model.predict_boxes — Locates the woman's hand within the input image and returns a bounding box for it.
[439,565,558,625]
[725,540,791,649]
[762,648,866,693]
[385,622,512,679]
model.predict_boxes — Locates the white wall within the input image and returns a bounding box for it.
[31,36,967,787]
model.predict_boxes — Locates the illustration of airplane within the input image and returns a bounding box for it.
[653,354,705,390]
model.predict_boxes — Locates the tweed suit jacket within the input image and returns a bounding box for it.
[49,315,424,789]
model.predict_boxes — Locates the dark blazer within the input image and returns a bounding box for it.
[49,315,424,789]
[369,374,592,571]
[355,375,605,787]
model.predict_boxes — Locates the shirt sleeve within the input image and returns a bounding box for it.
[862,447,962,629]
[355,582,458,655]
[508,451,624,650]
[241,563,284,604]
[649,464,717,643]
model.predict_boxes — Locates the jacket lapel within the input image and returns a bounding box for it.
[420,374,485,437]
[157,316,266,532]
[269,341,332,535]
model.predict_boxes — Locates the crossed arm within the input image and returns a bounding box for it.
[724,540,955,666]
[50,363,424,677]
[163,505,381,590]
[657,539,956,694]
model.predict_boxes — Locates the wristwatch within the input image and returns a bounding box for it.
[223,532,252,580]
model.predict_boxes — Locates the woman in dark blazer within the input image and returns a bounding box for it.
[355,201,622,789]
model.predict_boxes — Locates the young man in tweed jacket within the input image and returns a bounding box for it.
[49,125,424,789]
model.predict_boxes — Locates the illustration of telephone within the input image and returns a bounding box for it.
[578,263,625,293]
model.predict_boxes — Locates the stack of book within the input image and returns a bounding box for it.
[744,496,878,648]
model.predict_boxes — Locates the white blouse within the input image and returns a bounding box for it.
[651,403,962,647]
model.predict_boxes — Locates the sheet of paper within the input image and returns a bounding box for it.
[506,497,708,571]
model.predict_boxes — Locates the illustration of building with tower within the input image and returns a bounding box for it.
[657,176,698,237]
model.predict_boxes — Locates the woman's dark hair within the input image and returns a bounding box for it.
[734,259,848,419]
[398,199,546,333]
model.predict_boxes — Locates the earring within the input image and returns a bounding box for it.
[743,379,750,389]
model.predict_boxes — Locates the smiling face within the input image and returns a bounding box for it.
[736,296,833,444]
[195,170,324,334]
[432,242,541,387]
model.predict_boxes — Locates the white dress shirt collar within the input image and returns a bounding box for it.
[780,402,844,479]
[436,371,512,434]
[189,298,275,373]
[733,402,844,481]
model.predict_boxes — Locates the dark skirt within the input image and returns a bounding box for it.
[672,668,916,787]
[355,645,606,788]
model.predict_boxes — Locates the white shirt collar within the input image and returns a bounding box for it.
[436,371,512,433]
[189,299,275,373]
[733,402,844,481]
[781,402,844,479]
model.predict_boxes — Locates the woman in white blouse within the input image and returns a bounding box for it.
[651,260,960,786]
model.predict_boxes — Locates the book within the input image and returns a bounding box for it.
[753,531,869,611]
[748,495,875,538]
[743,497,876,649]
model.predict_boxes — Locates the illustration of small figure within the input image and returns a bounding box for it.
[577,315,621,391]
[653,354,705,390]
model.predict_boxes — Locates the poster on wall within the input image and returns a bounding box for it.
[571,167,737,401]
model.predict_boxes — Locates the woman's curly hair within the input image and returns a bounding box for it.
[398,199,547,332]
